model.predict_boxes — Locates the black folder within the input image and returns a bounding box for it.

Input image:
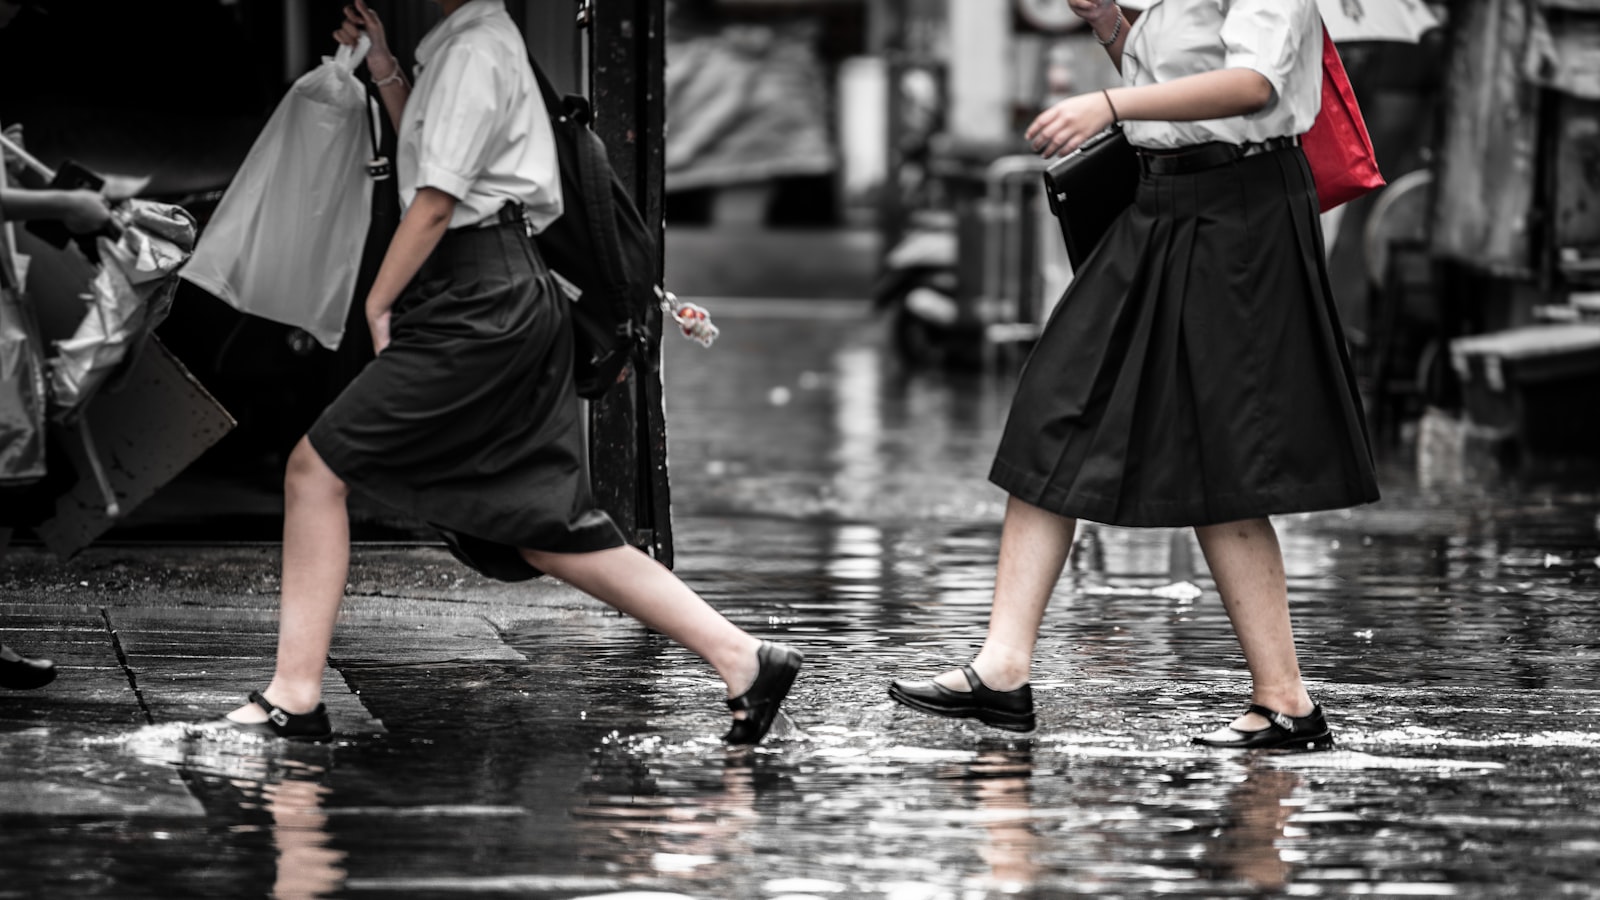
[1042,126,1140,271]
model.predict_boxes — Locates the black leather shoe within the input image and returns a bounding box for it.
[1192,703,1333,751]
[888,664,1036,733]
[0,643,57,691]
[218,691,334,743]
[724,641,804,746]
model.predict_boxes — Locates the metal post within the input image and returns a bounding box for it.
[585,0,674,567]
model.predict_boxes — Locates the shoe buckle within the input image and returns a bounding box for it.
[269,708,290,727]
[1270,711,1296,732]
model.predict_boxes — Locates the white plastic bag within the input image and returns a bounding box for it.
[180,36,374,350]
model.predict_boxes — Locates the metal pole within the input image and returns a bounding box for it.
[586,0,674,567]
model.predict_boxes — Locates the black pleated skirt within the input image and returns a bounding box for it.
[989,145,1380,527]
[309,220,625,566]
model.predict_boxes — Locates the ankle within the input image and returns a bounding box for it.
[1251,687,1314,717]
[713,635,764,696]
[262,681,324,714]
[970,653,1030,692]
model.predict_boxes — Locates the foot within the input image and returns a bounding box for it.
[889,664,1037,733]
[0,642,57,690]
[931,656,1028,693]
[723,641,804,746]
[1229,694,1315,732]
[1193,702,1332,751]
[722,637,764,721]
[218,690,333,742]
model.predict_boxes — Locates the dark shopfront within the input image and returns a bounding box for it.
[0,0,675,559]
[1394,0,1600,468]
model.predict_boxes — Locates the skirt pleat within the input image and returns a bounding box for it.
[990,145,1380,527]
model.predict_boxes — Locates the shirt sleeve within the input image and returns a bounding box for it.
[1219,0,1318,107]
[412,41,507,202]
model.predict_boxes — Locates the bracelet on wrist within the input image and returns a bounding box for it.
[1096,7,1124,46]
[373,70,404,89]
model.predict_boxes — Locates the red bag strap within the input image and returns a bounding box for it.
[1318,21,1379,159]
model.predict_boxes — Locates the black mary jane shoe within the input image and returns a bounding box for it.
[1192,703,1334,751]
[724,641,804,746]
[888,664,1036,733]
[218,691,334,743]
[0,643,57,691]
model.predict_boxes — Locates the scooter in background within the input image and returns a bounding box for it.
[874,207,982,369]
[875,138,1060,371]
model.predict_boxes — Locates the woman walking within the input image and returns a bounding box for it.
[889,0,1376,749]
[1,0,115,692]
[221,0,801,744]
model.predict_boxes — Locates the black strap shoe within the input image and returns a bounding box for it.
[888,664,1036,733]
[1192,703,1333,751]
[218,691,334,743]
[724,641,804,746]
[0,643,57,691]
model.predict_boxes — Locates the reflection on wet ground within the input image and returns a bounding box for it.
[5,301,1600,897]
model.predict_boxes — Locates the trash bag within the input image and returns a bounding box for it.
[47,199,197,417]
[179,36,375,351]
[0,242,47,486]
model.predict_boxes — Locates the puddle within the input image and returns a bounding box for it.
[4,308,1600,896]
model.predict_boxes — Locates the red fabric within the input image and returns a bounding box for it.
[1302,23,1385,212]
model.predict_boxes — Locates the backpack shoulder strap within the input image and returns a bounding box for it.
[526,53,566,122]
[529,53,634,298]
[572,131,628,293]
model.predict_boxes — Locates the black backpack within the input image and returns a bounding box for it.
[527,56,659,399]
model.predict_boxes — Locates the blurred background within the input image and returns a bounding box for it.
[1,0,1596,545]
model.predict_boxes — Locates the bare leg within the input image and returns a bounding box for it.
[933,495,1077,692]
[228,437,351,723]
[523,546,763,707]
[1193,518,1314,730]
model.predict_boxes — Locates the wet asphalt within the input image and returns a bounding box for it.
[4,298,1600,899]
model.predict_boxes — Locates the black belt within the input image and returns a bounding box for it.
[1137,135,1300,176]
[462,199,530,230]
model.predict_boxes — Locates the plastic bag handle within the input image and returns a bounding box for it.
[333,34,372,71]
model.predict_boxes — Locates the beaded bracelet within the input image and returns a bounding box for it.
[1097,7,1124,46]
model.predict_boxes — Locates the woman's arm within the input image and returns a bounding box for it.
[0,187,112,233]
[1108,68,1272,124]
[364,187,456,353]
[1070,1,1140,72]
[335,0,409,131]
[1027,68,1273,158]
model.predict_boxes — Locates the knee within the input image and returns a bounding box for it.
[284,439,348,503]
[519,547,561,576]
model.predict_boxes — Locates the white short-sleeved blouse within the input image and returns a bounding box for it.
[1117,0,1323,151]
[400,0,561,231]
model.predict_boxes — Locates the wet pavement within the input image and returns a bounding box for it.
[5,299,1600,898]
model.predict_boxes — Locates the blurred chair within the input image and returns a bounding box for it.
[1360,168,1440,444]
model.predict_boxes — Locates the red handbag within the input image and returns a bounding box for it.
[1302,22,1385,212]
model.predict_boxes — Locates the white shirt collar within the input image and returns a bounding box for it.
[415,0,505,68]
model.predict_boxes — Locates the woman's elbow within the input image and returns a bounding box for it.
[1241,72,1275,114]
[413,187,459,227]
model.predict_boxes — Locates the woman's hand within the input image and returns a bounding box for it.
[1068,0,1119,29]
[367,306,392,355]
[1026,91,1117,158]
[60,190,114,235]
[335,0,398,80]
